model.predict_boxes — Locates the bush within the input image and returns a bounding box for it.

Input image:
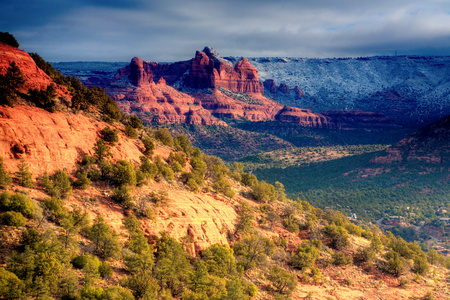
[89,215,121,259]
[201,244,237,277]
[43,197,68,222]
[332,252,353,266]
[1,191,35,218]
[290,243,319,270]
[355,247,375,263]
[412,256,429,275]
[0,32,19,47]
[324,224,349,250]
[267,265,298,295]
[73,170,91,189]
[383,250,406,277]
[174,134,191,154]
[282,214,300,233]
[0,156,12,188]
[125,125,138,139]
[15,159,34,188]
[112,160,137,187]
[142,137,155,156]
[29,84,57,112]
[104,286,135,300]
[101,127,119,145]
[2,211,27,226]
[0,267,25,299]
[42,170,72,199]
[140,156,158,179]
[154,128,173,146]
[111,185,134,209]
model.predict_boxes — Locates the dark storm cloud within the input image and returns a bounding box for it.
[2,0,450,61]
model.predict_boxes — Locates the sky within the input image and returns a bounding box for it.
[2,0,450,62]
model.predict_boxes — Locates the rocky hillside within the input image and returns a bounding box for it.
[0,39,449,300]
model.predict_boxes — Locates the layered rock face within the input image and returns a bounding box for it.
[103,47,334,128]
[187,47,262,94]
[0,43,70,99]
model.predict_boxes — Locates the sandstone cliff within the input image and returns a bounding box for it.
[103,47,334,128]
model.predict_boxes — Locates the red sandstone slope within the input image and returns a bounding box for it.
[0,42,70,99]
[0,105,144,176]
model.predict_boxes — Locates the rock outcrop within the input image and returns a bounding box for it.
[0,42,70,99]
[188,47,262,94]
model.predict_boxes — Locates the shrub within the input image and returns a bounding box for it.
[290,243,319,270]
[355,247,375,263]
[73,170,91,189]
[148,190,170,207]
[267,265,298,295]
[174,134,191,154]
[234,201,255,235]
[201,244,237,277]
[42,170,72,199]
[15,159,34,188]
[154,128,173,146]
[112,160,137,187]
[383,250,406,277]
[140,156,158,179]
[101,127,119,145]
[0,32,19,47]
[324,224,349,250]
[43,197,68,222]
[2,211,27,226]
[142,137,155,156]
[104,286,135,300]
[111,185,134,209]
[332,252,353,266]
[0,267,25,299]
[251,180,276,203]
[29,84,57,112]
[93,139,112,162]
[89,215,121,259]
[282,214,300,233]
[0,156,12,189]
[71,253,99,269]
[125,125,138,139]
[0,62,25,106]
[412,256,429,275]
[1,191,35,218]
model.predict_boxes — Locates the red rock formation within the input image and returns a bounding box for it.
[294,86,304,99]
[276,106,332,127]
[106,78,226,126]
[278,83,290,95]
[187,47,262,94]
[0,105,144,176]
[0,43,70,99]
[264,79,278,93]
